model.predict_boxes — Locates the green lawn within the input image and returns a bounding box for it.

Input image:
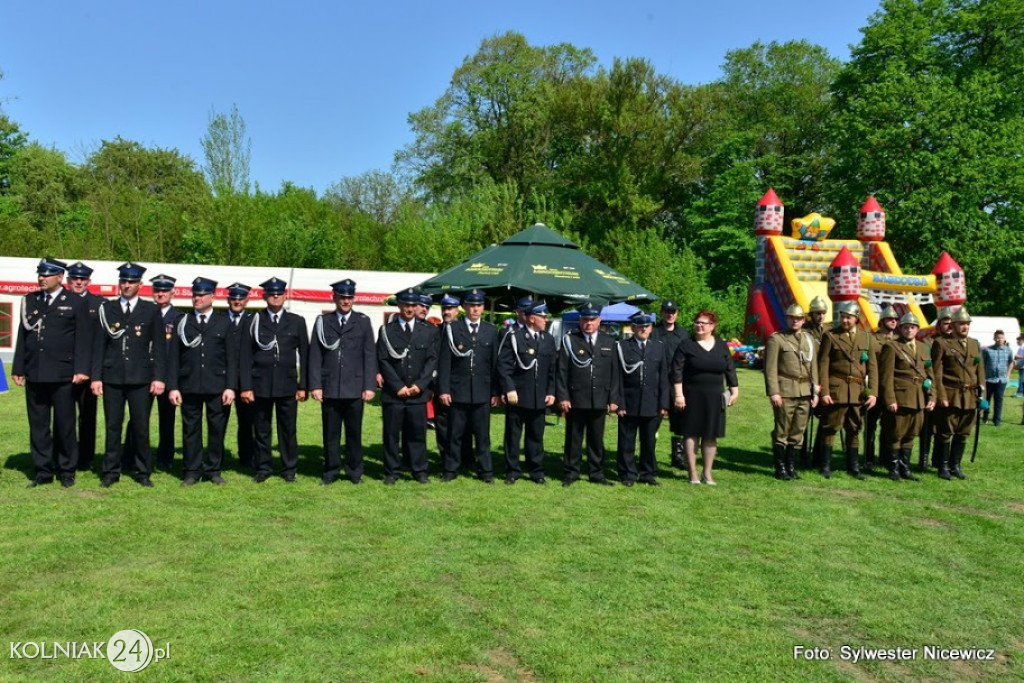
[1,369,1022,681]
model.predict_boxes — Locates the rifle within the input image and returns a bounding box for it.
[800,411,815,468]
[971,405,983,463]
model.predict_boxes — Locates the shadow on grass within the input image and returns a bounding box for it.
[2,452,35,481]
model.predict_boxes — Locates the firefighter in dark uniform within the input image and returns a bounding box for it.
[151,274,184,470]
[431,294,461,468]
[224,282,256,468]
[240,277,309,483]
[864,305,899,473]
[308,279,377,485]
[651,300,689,469]
[376,288,438,484]
[879,313,933,481]
[931,307,985,480]
[921,307,954,470]
[816,300,878,480]
[65,260,105,473]
[497,301,556,484]
[167,277,237,486]
[12,258,91,487]
[438,289,499,483]
[616,312,669,486]
[92,262,167,488]
[557,302,622,486]
[763,304,819,481]
[497,296,533,473]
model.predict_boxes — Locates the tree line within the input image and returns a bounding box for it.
[1,0,1021,340]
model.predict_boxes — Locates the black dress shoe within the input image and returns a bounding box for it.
[283,474,297,483]
[504,476,517,485]
[383,475,398,486]
[207,474,226,486]
[350,476,363,485]
[590,478,615,486]
[639,479,662,487]
[481,475,494,484]
[27,476,54,488]
[60,475,76,488]
[253,472,271,483]
[441,472,457,482]
[136,476,154,488]
[532,477,547,485]
[320,474,338,486]
[621,479,635,487]
[415,474,429,484]
[100,474,119,488]
[181,477,199,487]
[561,478,577,487]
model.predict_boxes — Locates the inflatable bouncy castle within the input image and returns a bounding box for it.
[744,190,967,344]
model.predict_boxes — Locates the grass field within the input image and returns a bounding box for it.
[1,368,1022,682]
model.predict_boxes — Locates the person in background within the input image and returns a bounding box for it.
[65,261,104,473]
[981,329,1014,427]
[651,300,689,470]
[1013,334,1024,399]
[150,274,183,470]
[671,309,739,485]
[224,283,256,468]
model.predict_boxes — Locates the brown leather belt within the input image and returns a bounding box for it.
[779,372,811,382]
[831,375,865,384]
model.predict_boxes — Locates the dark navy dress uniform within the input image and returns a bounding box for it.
[224,288,256,467]
[616,321,670,485]
[437,306,499,481]
[67,261,106,472]
[377,296,438,482]
[12,259,92,485]
[556,309,622,484]
[308,287,377,484]
[167,284,238,482]
[153,275,184,469]
[239,292,309,481]
[496,310,557,483]
[92,268,167,484]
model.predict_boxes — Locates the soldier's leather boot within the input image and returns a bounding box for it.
[950,440,968,480]
[785,445,800,480]
[773,444,790,480]
[819,442,832,479]
[863,437,875,474]
[846,447,865,480]
[936,441,952,480]
[887,449,901,480]
[898,449,919,481]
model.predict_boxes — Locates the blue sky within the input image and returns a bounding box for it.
[2,0,883,195]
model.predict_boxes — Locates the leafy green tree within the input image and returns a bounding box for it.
[201,104,251,196]
[829,0,1024,312]
[324,169,413,227]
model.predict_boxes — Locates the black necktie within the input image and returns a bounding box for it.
[232,314,240,326]
[44,293,52,307]
[470,322,478,339]
[339,315,347,327]
[272,313,279,325]
[199,314,207,328]
[124,301,131,316]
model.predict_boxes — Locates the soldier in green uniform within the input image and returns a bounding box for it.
[763,304,819,480]
[804,296,828,347]
[931,307,986,480]
[879,313,934,481]
[817,301,878,479]
[864,305,899,473]
[804,296,829,471]
[920,307,953,470]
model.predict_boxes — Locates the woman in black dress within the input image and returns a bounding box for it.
[670,310,739,484]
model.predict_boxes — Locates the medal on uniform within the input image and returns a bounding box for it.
[135,324,142,337]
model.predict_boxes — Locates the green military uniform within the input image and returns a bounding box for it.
[880,333,933,480]
[818,322,878,479]
[864,325,897,471]
[931,325,985,480]
[764,323,818,480]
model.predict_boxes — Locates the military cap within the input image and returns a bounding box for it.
[117,262,146,282]
[515,296,535,311]
[331,279,356,297]
[150,274,176,292]
[836,301,860,317]
[461,289,485,305]
[260,277,287,296]
[525,301,549,317]
[577,302,601,319]
[191,277,217,295]
[660,300,679,312]
[808,296,828,313]
[227,282,251,300]
[785,304,805,318]
[879,305,899,320]
[440,294,460,308]
[629,312,655,326]
[419,293,433,307]
[396,288,421,305]
[67,261,93,279]
[36,257,67,276]
[951,307,972,323]
[899,313,920,326]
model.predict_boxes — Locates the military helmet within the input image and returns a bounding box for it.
[951,307,972,323]
[785,304,805,318]
[808,296,828,313]
[936,306,953,322]
[879,305,898,320]
[837,301,860,317]
[899,313,919,327]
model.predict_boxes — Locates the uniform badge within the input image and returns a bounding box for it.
[135,324,143,337]
[528,348,535,355]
